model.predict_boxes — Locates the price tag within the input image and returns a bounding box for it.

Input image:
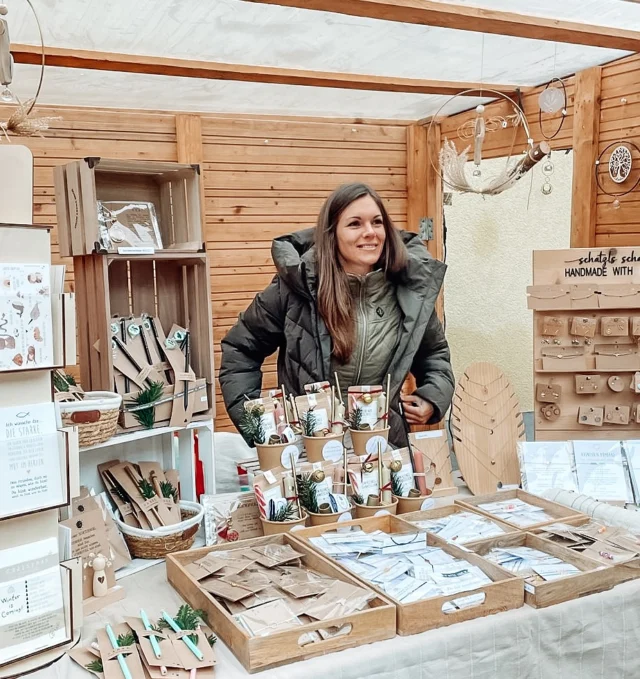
[420,498,435,511]
[322,439,343,462]
[264,470,277,485]
[281,445,300,469]
[366,435,388,455]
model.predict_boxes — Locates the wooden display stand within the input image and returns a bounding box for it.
[0,216,82,676]
[529,248,640,440]
[451,362,524,496]
[54,158,215,430]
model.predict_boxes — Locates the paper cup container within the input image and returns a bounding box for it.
[302,433,345,463]
[349,427,390,456]
[307,508,353,526]
[354,496,398,518]
[260,510,308,535]
[255,442,300,472]
[394,494,433,514]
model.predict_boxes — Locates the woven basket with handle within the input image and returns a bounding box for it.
[58,391,121,447]
[114,501,205,559]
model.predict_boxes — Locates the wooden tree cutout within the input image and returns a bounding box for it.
[451,362,524,495]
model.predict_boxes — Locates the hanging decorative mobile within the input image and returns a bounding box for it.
[538,77,568,141]
[594,98,640,210]
[541,153,554,195]
[429,89,549,196]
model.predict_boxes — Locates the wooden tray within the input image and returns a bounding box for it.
[401,504,520,543]
[166,533,396,672]
[456,489,586,529]
[468,531,623,608]
[293,514,524,635]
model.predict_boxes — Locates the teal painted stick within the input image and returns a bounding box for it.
[105,623,133,679]
[140,608,162,659]
[161,610,204,661]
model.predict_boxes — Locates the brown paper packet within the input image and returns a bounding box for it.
[220,570,271,593]
[125,616,183,671]
[295,392,333,433]
[166,627,216,672]
[347,384,385,428]
[68,647,104,678]
[96,624,145,679]
[109,462,172,528]
[303,580,374,621]
[98,460,141,528]
[137,461,181,525]
[235,599,302,637]
[304,380,332,394]
[249,543,304,568]
[200,577,255,602]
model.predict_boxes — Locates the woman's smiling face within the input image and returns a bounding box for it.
[335,194,386,276]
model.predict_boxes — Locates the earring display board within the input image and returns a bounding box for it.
[451,362,524,495]
[529,248,640,440]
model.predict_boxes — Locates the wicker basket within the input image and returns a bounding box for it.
[58,391,121,447]
[114,501,204,559]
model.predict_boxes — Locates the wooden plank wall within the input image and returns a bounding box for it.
[8,105,408,432]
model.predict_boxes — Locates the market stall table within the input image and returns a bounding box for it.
[45,559,640,679]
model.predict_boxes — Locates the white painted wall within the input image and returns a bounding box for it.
[443,150,573,412]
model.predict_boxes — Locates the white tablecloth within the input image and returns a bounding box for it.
[40,562,640,679]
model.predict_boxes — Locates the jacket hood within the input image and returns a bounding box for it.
[271,227,445,298]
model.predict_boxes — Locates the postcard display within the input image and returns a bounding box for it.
[529,247,640,440]
[0,221,82,675]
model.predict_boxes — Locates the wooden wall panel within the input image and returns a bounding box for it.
[201,115,408,430]
[7,104,407,432]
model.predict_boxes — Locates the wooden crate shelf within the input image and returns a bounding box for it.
[54,158,204,257]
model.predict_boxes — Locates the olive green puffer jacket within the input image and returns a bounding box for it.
[219,228,454,447]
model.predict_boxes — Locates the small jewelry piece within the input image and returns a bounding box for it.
[165,337,177,349]
[541,154,554,195]
[127,323,141,338]
[173,329,187,342]
[110,322,119,334]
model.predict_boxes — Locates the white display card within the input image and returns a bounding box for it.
[0,538,67,665]
[0,402,64,519]
[0,264,54,371]
[573,440,632,503]
[519,441,578,495]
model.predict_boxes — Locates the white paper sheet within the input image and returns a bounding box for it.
[0,402,64,519]
[519,441,579,495]
[0,537,67,665]
[0,263,54,371]
[573,440,632,503]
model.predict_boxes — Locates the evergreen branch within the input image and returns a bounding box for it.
[270,501,298,522]
[391,473,406,498]
[129,381,164,429]
[117,631,137,647]
[137,478,157,500]
[85,658,103,673]
[239,405,266,446]
[308,384,321,393]
[300,409,318,436]
[160,480,178,502]
[53,370,77,392]
[157,605,205,646]
[207,633,217,646]
[296,473,319,514]
[346,406,364,430]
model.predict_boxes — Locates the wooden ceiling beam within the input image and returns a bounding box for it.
[242,0,640,51]
[10,43,521,96]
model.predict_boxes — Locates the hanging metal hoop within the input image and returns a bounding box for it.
[595,140,640,198]
[538,78,567,141]
[427,88,535,195]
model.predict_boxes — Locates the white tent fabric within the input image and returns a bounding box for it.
[4,0,640,118]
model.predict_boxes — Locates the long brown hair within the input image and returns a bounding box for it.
[316,183,407,363]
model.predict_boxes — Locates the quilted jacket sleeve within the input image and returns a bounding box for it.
[410,311,455,424]
[219,276,285,436]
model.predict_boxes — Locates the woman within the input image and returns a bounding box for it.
[220,182,454,447]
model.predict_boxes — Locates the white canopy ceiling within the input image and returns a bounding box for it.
[5,0,640,119]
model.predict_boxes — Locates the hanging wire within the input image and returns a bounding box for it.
[23,0,46,115]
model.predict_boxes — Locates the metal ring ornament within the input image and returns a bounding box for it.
[538,78,567,141]
[427,88,534,194]
[595,140,640,198]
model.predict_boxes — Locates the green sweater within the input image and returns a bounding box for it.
[331,269,402,398]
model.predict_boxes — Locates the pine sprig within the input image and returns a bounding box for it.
[85,658,103,673]
[391,473,406,498]
[270,501,298,522]
[157,605,206,646]
[296,473,319,514]
[53,370,77,392]
[239,405,266,446]
[137,478,157,500]
[300,409,318,436]
[160,480,178,502]
[207,633,217,646]
[352,492,365,506]
[130,381,164,429]
[117,631,137,647]
[346,406,364,430]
